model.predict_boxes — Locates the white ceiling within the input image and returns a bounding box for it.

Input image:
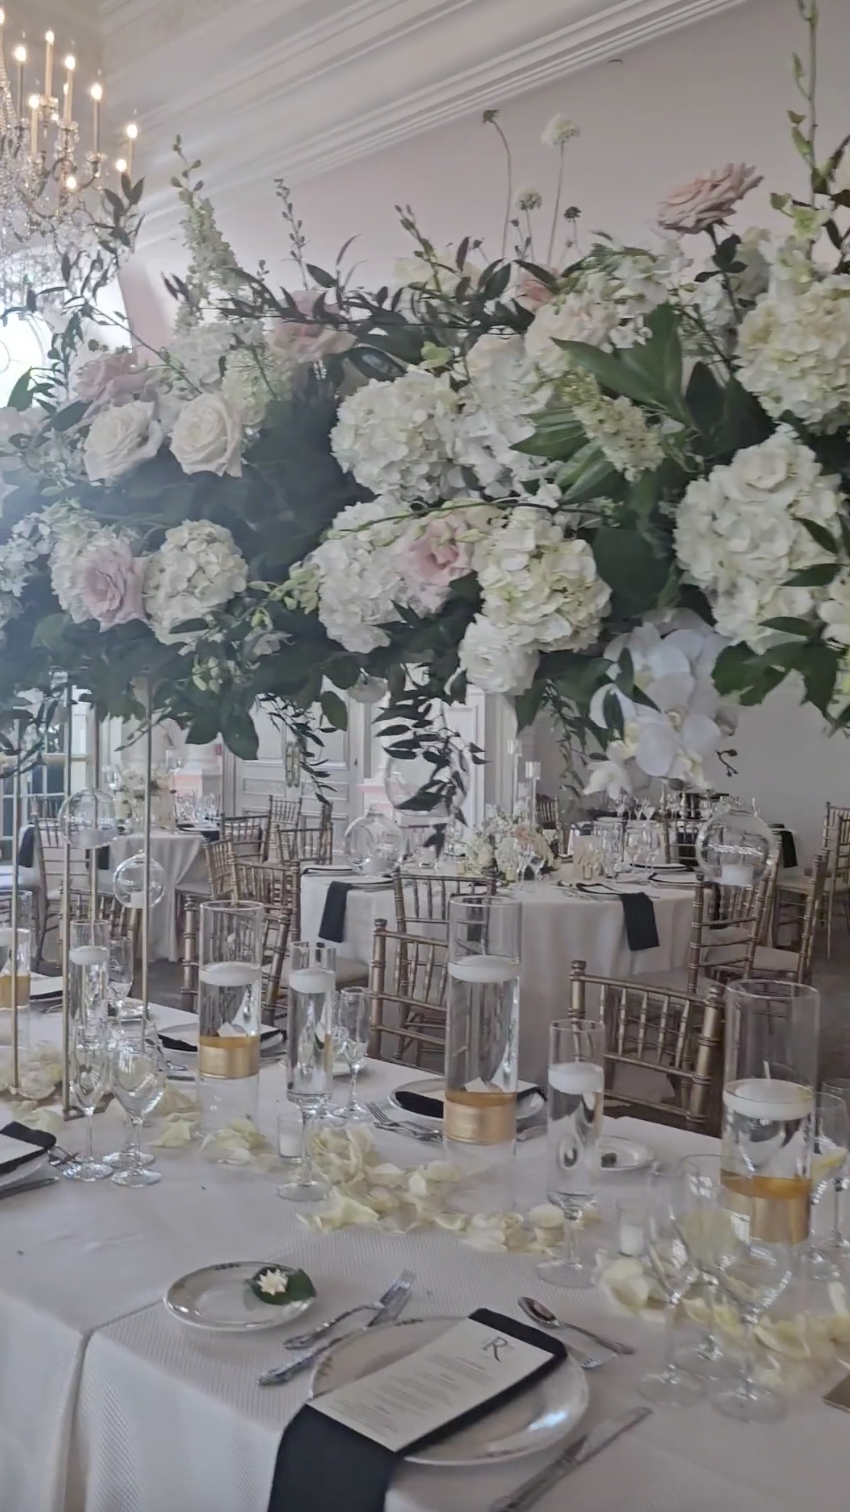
[22,0,753,231]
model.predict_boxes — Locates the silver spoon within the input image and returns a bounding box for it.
[518,1296,635,1357]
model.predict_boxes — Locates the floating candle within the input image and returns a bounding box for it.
[288,968,334,995]
[199,962,261,989]
[449,955,519,986]
[548,1061,605,1096]
[723,1077,812,1122]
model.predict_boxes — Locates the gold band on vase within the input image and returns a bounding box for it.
[198,1034,261,1080]
[444,1088,516,1144]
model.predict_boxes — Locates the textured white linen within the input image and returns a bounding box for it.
[301,871,694,1083]
[110,830,206,961]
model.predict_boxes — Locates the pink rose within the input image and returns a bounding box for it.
[394,516,474,613]
[78,540,147,630]
[657,163,762,234]
[74,349,150,412]
[512,267,558,312]
[267,290,355,364]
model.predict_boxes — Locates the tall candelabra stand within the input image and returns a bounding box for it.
[5,708,26,1093]
[61,683,73,1117]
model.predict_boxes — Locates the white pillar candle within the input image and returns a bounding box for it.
[723,1078,812,1122]
[449,955,519,986]
[719,862,754,888]
[277,1124,303,1158]
[619,1219,646,1257]
[548,1062,605,1095]
[199,962,261,989]
[288,968,334,995]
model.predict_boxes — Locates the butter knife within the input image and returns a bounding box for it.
[258,1270,414,1386]
[489,1406,651,1512]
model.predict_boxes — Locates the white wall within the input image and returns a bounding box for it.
[127,0,850,854]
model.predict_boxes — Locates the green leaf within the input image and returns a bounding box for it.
[320,689,348,730]
[788,563,839,587]
[800,518,838,554]
[515,409,586,461]
[592,528,669,608]
[221,709,259,762]
[6,369,33,412]
[560,444,621,503]
[49,399,90,432]
[799,644,838,713]
[249,1265,316,1305]
[685,361,725,434]
[760,617,812,637]
[305,264,336,289]
[514,680,547,730]
[713,643,757,695]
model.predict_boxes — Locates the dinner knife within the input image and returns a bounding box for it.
[0,1174,60,1201]
[258,1271,414,1386]
[489,1406,652,1512]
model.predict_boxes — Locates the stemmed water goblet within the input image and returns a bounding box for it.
[109,1021,167,1187]
[800,1090,850,1280]
[674,1155,738,1380]
[536,1018,606,1289]
[332,987,370,1123]
[821,1078,850,1263]
[710,1201,795,1423]
[63,1019,112,1182]
[638,1188,705,1406]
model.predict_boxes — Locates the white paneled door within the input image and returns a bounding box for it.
[225,700,363,844]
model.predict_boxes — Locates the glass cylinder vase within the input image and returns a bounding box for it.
[445,894,521,1175]
[198,902,264,1131]
[721,980,819,1246]
[0,890,32,1052]
[68,920,111,1023]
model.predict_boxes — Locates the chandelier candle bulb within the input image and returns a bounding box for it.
[62,54,74,124]
[28,91,38,154]
[44,29,53,100]
[90,81,102,153]
[13,43,25,116]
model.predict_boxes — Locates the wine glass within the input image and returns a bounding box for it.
[107,936,134,1018]
[800,1091,850,1279]
[109,1022,167,1187]
[536,1018,605,1289]
[821,1078,850,1261]
[639,1193,704,1406]
[333,988,370,1122]
[279,942,333,1201]
[710,1201,794,1423]
[63,1020,112,1182]
[674,1155,738,1380]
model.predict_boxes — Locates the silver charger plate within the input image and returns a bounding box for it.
[0,1149,50,1191]
[311,1317,589,1468]
[158,1022,282,1070]
[599,1135,655,1172]
[388,1077,545,1130]
[164,1261,316,1332]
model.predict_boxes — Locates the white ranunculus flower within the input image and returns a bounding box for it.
[737,261,850,432]
[308,494,413,654]
[473,508,611,651]
[144,520,249,643]
[675,428,841,649]
[83,399,163,482]
[458,615,539,694]
[170,392,243,478]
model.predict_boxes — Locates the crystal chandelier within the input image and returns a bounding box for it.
[0,10,139,311]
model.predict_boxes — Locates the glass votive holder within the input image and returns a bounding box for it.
[277,1109,304,1170]
[616,1197,648,1257]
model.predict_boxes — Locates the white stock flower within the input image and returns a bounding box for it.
[675,428,841,648]
[144,521,249,643]
[392,248,483,296]
[737,265,850,432]
[541,114,580,147]
[458,615,539,694]
[83,399,163,482]
[309,495,412,653]
[220,345,291,427]
[167,320,262,393]
[331,370,461,503]
[170,391,243,478]
[559,368,664,480]
[474,508,610,651]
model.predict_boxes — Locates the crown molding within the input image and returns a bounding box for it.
[102,0,752,240]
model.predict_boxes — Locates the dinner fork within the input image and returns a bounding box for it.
[285,1267,416,1350]
[367,1101,441,1142]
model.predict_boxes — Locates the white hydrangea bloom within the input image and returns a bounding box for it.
[458,615,539,694]
[683,227,771,335]
[675,428,841,649]
[309,495,412,654]
[167,320,263,393]
[144,521,249,644]
[738,261,850,432]
[473,507,611,651]
[559,368,664,480]
[331,370,461,503]
[0,505,72,629]
[526,250,671,375]
[453,335,543,495]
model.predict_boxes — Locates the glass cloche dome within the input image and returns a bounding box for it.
[695,799,774,888]
[113,851,166,909]
[343,807,406,875]
[58,789,120,850]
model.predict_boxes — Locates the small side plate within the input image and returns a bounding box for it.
[164,1261,316,1332]
[599,1135,655,1173]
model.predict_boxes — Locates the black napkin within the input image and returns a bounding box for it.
[394,1084,544,1119]
[771,824,797,868]
[16,827,34,868]
[0,1120,56,1173]
[318,880,355,942]
[267,1310,566,1512]
[619,891,660,951]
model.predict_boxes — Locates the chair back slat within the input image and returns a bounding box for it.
[205,840,237,900]
[264,796,303,860]
[368,919,448,1068]
[219,816,264,855]
[391,870,495,934]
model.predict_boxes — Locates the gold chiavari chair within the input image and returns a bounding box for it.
[274,819,333,865]
[32,817,92,966]
[205,840,237,900]
[391,869,495,935]
[779,812,850,959]
[177,900,293,1022]
[753,851,827,983]
[569,958,725,1133]
[368,919,449,1068]
[646,852,778,997]
[263,795,303,860]
[69,890,140,951]
[234,857,299,916]
[536,794,560,830]
[219,816,265,856]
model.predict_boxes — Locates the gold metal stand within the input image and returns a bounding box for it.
[8,712,24,1092]
[90,714,101,921]
[61,684,74,1118]
[141,703,153,1016]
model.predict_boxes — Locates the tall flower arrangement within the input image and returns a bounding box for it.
[0,1,848,804]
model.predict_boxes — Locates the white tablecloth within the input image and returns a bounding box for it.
[110,830,208,962]
[301,871,695,1085]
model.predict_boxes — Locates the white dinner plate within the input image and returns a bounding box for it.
[0,1149,50,1190]
[599,1135,655,1172]
[158,1022,282,1069]
[311,1317,589,1468]
[305,862,355,875]
[164,1261,316,1332]
[332,1058,371,1079]
[387,1078,545,1130]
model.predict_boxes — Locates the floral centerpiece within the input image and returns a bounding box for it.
[463,810,556,882]
[110,764,174,827]
[0,2,848,806]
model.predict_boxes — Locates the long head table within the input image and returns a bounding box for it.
[1,1010,847,1512]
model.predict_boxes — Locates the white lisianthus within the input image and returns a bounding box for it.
[83,399,163,482]
[144,521,249,643]
[675,428,841,649]
[331,370,461,503]
[474,508,610,651]
[458,615,539,694]
[308,495,412,654]
[737,263,850,432]
[170,392,243,478]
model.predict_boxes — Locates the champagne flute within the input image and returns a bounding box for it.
[711,1202,794,1423]
[109,1022,167,1187]
[536,1018,605,1289]
[639,1194,704,1406]
[821,1078,850,1260]
[675,1155,738,1380]
[800,1091,850,1279]
[333,987,370,1122]
[63,1020,112,1182]
[107,935,134,1018]
[279,942,333,1201]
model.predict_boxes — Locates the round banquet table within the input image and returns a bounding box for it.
[1,1007,845,1512]
[110,829,209,961]
[300,867,696,1086]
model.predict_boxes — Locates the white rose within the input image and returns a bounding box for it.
[83,400,163,482]
[458,615,539,694]
[170,392,243,478]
